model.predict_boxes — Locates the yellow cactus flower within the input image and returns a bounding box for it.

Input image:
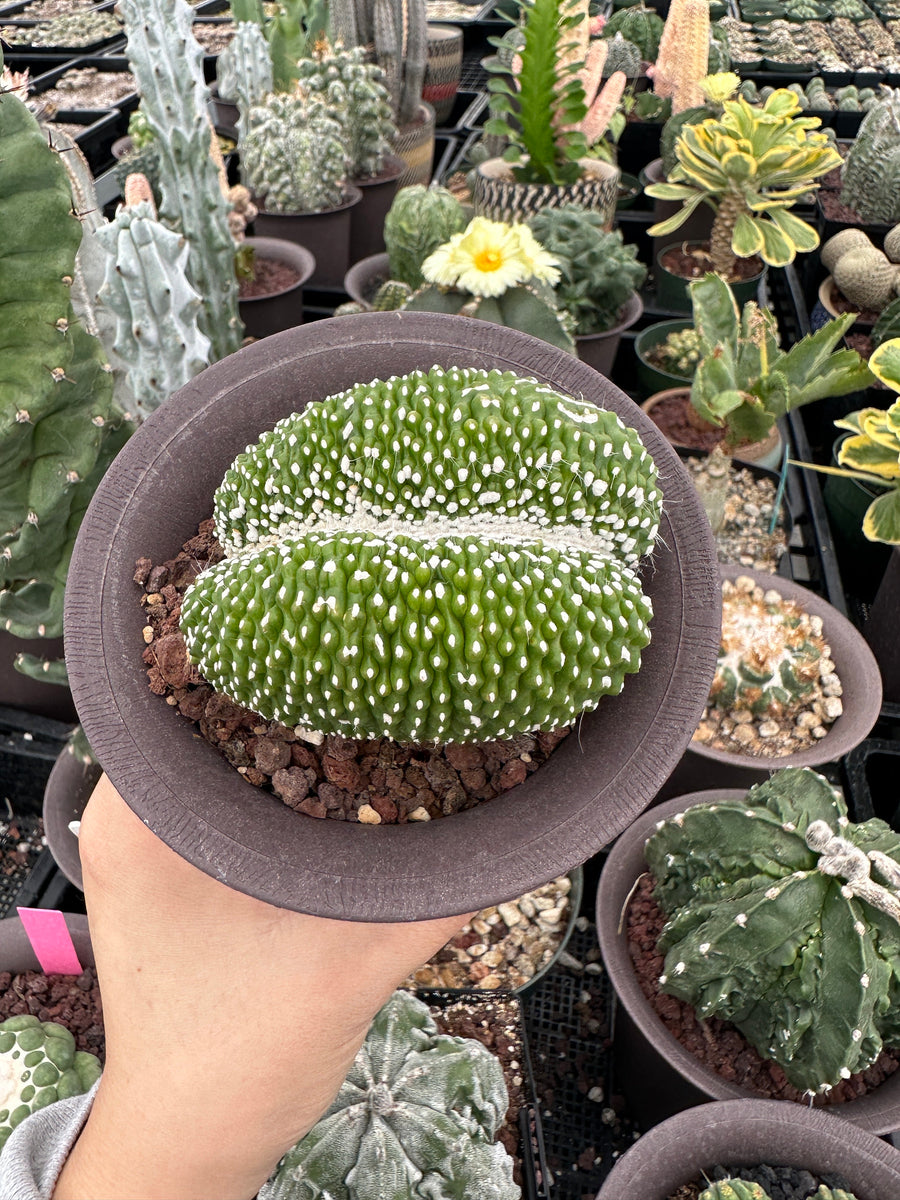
[422,217,561,298]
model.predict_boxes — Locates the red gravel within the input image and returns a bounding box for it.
[0,969,104,1062]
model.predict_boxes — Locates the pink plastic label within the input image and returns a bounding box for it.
[17,908,83,975]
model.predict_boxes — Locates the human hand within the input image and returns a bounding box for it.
[53,774,472,1200]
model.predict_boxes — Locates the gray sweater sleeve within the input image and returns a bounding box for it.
[0,1083,97,1200]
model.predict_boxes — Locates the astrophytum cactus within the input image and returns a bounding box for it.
[645,767,900,1095]
[262,989,518,1200]
[180,366,661,744]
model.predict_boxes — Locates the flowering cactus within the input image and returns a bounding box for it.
[645,767,900,1095]
[180,365,661,744]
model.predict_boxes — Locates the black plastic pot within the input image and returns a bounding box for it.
[343,251,390,308]
[347,153,404,265]
[574,291,643,379]
[822,433,892,606]
[64,312,720,922]
[48,108,121,173]
[251,186,363,290]
[237,236,316,341]
[655,242,766,315]
[633,319,694,397]
[0,913,93,972]
[43,743,102,892]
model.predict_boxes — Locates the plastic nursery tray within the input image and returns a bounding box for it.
[843,737,900,827]
[0,29,125,55]
[28,55,137,118]
[47,107,121,172]
[416,988,551,1200]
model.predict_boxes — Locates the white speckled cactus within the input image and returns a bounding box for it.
[241,89,347,213]
[262,990,519,1200]
[180,366,661,744]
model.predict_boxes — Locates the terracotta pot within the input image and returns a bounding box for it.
[343,252,390,308]
[0,633,76,723]
[0,914,93,972]
[392,103,436,190]
[251,186,363,290]
[237,236,316,341]
[596,788,900,1135]
[64,312,720,922]
[423,24,463,125]
[662,562,883,797]
[473,157,620,228]
[641,390,785,470]
[348,154,405,264]
[574,291,643,379]
[596,1099,900,1199]
[43,745,102,891]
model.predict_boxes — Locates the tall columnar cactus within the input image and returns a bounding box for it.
[118,0,243,361]
[652,0,709,113]
[95,182,211,419]
[0,85,131,667]
[180,366,661,744]
[645,767,900,1095]
[840,91,900,226]
[383,185,468,289]
[262,990,518,1200]
[328,0,426,127]
[241,89,347,213]
[215,20,274,131]
[295,41,396,180]
[0,1016,102,1152]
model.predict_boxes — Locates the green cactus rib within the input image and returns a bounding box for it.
[180,367,661,743]
[383,185,467,290]
[216,20,273,132]
[264,990,518,1200]
[645,768,900,1095]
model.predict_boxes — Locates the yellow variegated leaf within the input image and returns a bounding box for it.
[732,212,764,257]
[767,208,819,253]
[863,488,900,544]
[860,412,900,453]
[869,339,900,394]
[837,433,900,479]
[721,149,755,180]
[756,219,793,266]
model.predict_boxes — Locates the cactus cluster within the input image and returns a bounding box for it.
[241,87,347,213]
[13,8,122,46]
[822,225,900,314]
[262,990,518,1200]
[383,185,468,290]
[646,767,900,1095]
[648,326,703,378]
[840,90,900,226]
[328,0,425,126]
[180,366,661,745]
[0,1015,102,1152]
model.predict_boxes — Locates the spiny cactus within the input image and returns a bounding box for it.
[242,88,347,213]
[295,41,395,181]
[840,90,900,226]
[263,991,518,1199]
[333,279,413,316]
[215,20,273,133]
[602,4,663,61]
[118,0,243,361]
[653,0,710,113]
[645,766,900,1095]
[0,1015,102,1152]
[650,327,702,377]
[602,33,641,79]
[699,1182,767,1200]
[328,0,425,126]
[180,366,661,744]
[383,185,467,290]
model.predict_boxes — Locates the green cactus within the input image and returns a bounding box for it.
[403,280,576,353]
[241,89,347,213]
[698,1182,767,1200]
[707,24,732,73]
[527,207,647,335]
[263,991,518,1199]
[327,0,425,126]
[216,20,274,130]
[383,185,467,289]
[833,247,900,312]
[180,366,660,744]
[0,1015,102,1153]
[0,82,131,651]
[118,0,243,362]
[645,767,900,1095]
[295,41,395,180]
[603,4,664,60]
[840,90,900,225]
[370,279,413,309]
[813,1190,859,1200]
[491,24,526,69]
[602,33,642,78]
[650,326,703,377]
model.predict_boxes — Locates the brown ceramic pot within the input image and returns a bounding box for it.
[0,914,93,971]
[641,390,785,471]
[237,237,316,341]
[348,154,405,264]
[343,252,390,308]
[64,312,720,922]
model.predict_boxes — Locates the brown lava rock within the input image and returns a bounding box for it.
[0,969,104,1062]
[136,521,570,824]
[626,873,900,1105]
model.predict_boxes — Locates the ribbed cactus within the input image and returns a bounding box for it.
[603,4,664,61]
[833,247,900,312]
[333,279,413,316]
[263,991,518,1200]
[601,34,641,79]
[295,41,395,180]
[118,0,243,362]
[215,20,273,131]
[242,89,347,213]
[653,0,710,113]
[328,0,426,126]
[699,1183,767,1200]
[180,366,660,744]
[95,187,211,419]
[840,91,900,226]
[646,767,900,1095]
[0,85,130,652]
[383,185,467,289]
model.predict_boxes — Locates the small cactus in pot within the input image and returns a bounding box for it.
[383,185,468,290]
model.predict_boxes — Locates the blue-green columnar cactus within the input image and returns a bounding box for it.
[0,84,131,670]
[263,990,518,1200]
[645,768,900,1096]
[241,89,347,214]
[95,195,211,418]
[295,42,396,181]
[180,367,661,744]
[383,186,468,290]
[117,0,243,361]
[216,21,274,132]
[0,1016,102,1153]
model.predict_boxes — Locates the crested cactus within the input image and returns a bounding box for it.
[645,766,900,1095]
[601,33,641,79]
[263,990,518,1200]
[840,91,900,226]
[653,0,710,113]
[118,0,243,362]
[0,83,131,650]
[295,41,396,181]
[602,4,663,62]
[241,88,347,213]
[0,1016,101,1152]
[215,20,273,132]
[383,185,467,289]
[180,366,661,744]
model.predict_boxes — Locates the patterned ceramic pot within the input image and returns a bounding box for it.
[473,157,620,227]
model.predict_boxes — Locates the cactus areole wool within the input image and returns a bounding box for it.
[64,315,720,919]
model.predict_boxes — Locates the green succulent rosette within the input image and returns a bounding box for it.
[180,366,662,743]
